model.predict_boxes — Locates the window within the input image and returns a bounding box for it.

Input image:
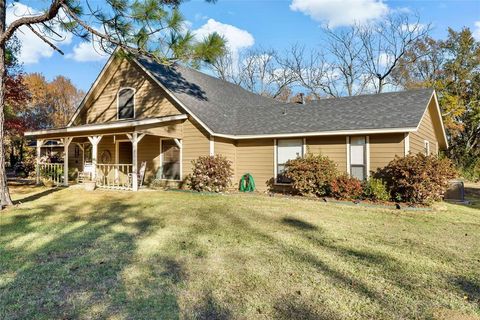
[161,140,180,180]
[276,139,303,184]
[350,136,366,181]
[117,88,135,119]
[424,140,430,156]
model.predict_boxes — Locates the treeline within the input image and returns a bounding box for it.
[209,12,480,179]
[5,40,84,168]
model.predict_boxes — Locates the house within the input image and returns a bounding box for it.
[25,51,448,191]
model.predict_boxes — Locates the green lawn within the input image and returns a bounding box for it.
[1,184,479,320]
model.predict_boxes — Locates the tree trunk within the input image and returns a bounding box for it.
[0,0,13,208]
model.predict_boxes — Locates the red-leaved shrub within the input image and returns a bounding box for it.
[374,154,457,204]
[188,155,233,192]
[284,154,338,196]
[330,174,363,200]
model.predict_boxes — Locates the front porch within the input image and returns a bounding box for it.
[28,116,187,191]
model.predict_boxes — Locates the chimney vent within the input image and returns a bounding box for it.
[298,93,305,104]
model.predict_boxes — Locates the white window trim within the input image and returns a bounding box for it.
[209,136,214,156]
[274,138,304,186]
[424,140,430,156]
[366,135,370,179]
[404,133,410,156]
[346,136,350,174]
[348,136,369,180]
[117,87,136,120]
[159,138,183,182]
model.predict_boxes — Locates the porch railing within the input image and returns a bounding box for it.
[95,164,133,190]
[38,163,64,186]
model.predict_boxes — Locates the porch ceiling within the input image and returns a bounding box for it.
[24,114,187,140]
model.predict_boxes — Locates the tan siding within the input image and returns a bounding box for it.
[410,100,438,155]
[138,135,160,182]
[182,118,210,176]
[97,136,116,164]
[214,137,236,179]
[80,58,182,124]
[369,133,404,171]
[306,136,347,172]
[236,139,274,192]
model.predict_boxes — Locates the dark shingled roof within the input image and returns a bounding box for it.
[136,56,433,136]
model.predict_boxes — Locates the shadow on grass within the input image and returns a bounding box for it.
[13,187,62,205]
[0,198,182,319]
[282,217,318,230]
[273,294,341,320]
[452,276,480,307]
[189,291,232,320]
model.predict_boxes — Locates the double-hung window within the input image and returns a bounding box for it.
[424,140,430,156]
[117,88,135,120]
[276,139,303,184]
[350,136,366,181]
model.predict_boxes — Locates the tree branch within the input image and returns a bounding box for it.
[27,25,64,55]
[0,0,64,46]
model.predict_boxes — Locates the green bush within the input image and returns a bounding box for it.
[13,149,36,177]
[363,177,390,202]
[187,155,233,192]
[284,153,338,196]
[374,153,457,205]
[330,174,363,200]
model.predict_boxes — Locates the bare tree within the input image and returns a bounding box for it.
[322,26,369,96]
[283,44,330,99]
[212,47,297,99]
[358,12,431,93]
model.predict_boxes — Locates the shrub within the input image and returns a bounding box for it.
[284,153,338,196]
[188,155,233,192]
[374,153,457,205]
[13,149,36,177]
[330,174,363,200]
[363,177,390,202]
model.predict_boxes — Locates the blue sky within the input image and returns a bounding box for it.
[12,0,480,92]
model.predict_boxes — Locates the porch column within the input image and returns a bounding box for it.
[61,137,73,186]
[88,136,103,180]
[35,139,45,185]
[127,132,146,191]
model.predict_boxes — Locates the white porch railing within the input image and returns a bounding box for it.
[95,164,133,190]
[38,163,64,186]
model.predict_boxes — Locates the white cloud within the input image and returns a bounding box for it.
[290,0,389,27]
[194,19,254,58]
[6,2,72,64]
[474,21,480,41]
[66,40,108,62]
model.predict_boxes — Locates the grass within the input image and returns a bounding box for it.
[0,183,479,320]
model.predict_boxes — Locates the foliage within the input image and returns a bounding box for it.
[187,155,233,192]
[329,174,363,200]
[459,160,480,182]
[363,177,390,202]
[374,154,457,205]
[284,153,338,196]
[396,28,480,173]
[13,149,36,177]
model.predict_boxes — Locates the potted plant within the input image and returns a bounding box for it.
[42,178,55,188]
[84,179,96,191]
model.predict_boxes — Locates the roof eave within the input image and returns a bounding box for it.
[212,127,418,140]
[25,114,188,137]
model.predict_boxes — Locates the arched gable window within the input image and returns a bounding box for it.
[117,88,135,120]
